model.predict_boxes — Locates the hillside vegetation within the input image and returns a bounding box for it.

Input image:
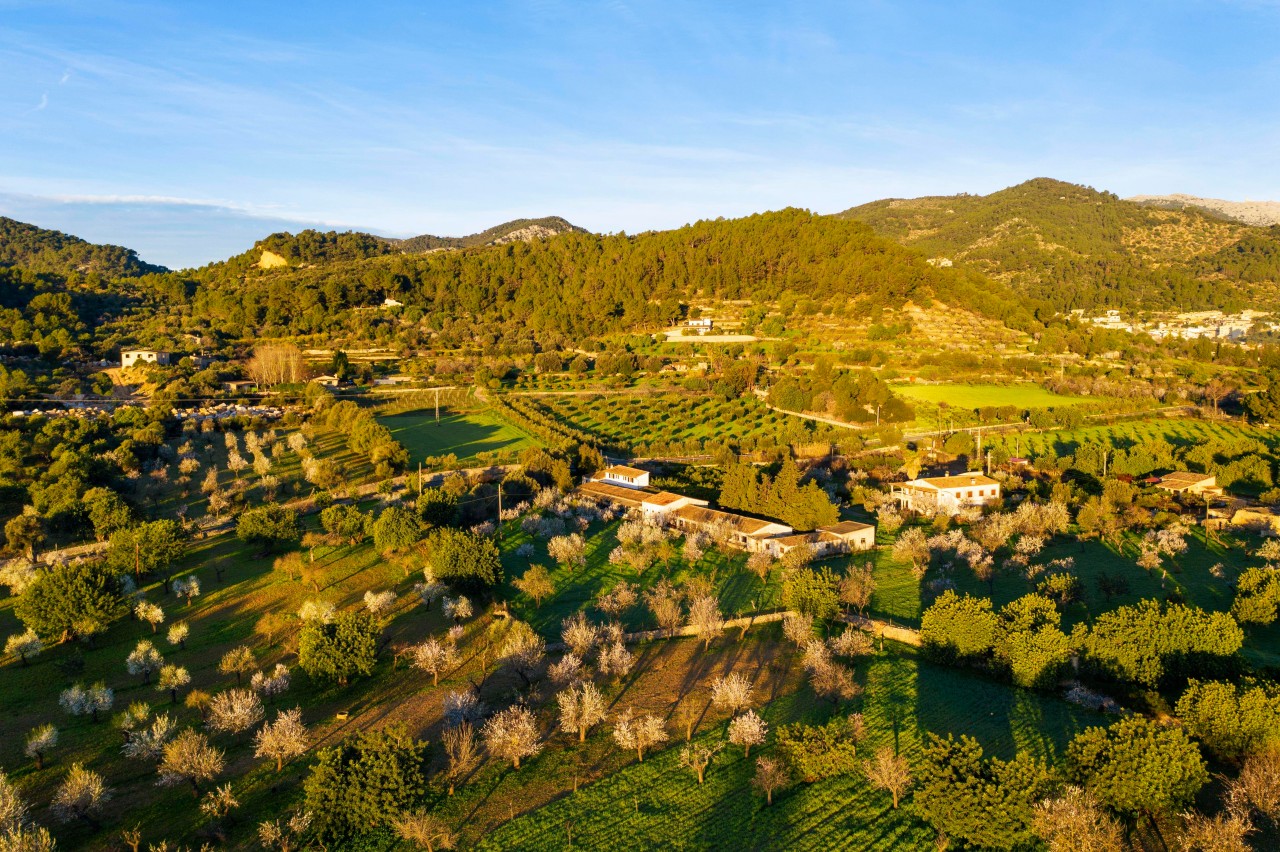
[0,217,166,278]
[839,178,1279,312]
[172,208,1041,342]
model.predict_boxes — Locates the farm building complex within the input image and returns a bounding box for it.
[580,467,875,556]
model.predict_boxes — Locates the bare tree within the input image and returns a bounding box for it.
[391,810,456,852]
[710,673,754,717]
[0,770,30,834]
[122,713,178,761]
[498,621,546,687]
[218,646,256,686]
[157,665,191,704]
[250,663,291,701]
[23,725,57,771]
[808,658,861,704]
[50,763,111,827]
[687,595,724,650]
[158,729,224,797]
[680,741,723,784]
[363,589,397,618]
[644,580,684,637]
[126,640,163,684]
[728,710,767,758]
[60,682,113,723]
[548,652,583,686]
[557,682,607,743]
[1032,786,1125,852]
[411,637,457,687]
[782,612,814,647]
[1176,810,1252,852]
[892,527,930,579]
[258,810,313,852]
[442,595,473,622]
[4,629,42,667]
[561,612,598,657]
[752,756,789,806]
[864,746,913,809]
[612,709,668,762]
[199,784,239,822]
[246,343,306,386]
[746,551,774,581]
[839,562,875,615]
[254,707,309,772]
[441,723,481,796]
[547,533,587,570]
[596,641,635,680]
[483,706,542,769]
[207,689,265,736]
[173,575,201,607]
[828,627,875,660]
[135,601,165,634]
[674,700,700,742]
[1231,744,1280,822]
[166,622,190,650]
[596,581,638,622]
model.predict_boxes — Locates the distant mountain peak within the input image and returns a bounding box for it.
[1129,194,1280,227]
[387,216,586,253]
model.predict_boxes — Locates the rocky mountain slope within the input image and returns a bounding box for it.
[1129,193,1280,227]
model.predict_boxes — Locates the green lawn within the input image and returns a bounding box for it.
[475,643,1101,851]
[378,409,541,466]
[891,382,1078,409]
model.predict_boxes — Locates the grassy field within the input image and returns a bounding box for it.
[378,408,541,466]
[891,382,1078,409]
[475,644,1101,851]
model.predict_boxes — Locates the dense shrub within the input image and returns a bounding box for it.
[775,715,864,782]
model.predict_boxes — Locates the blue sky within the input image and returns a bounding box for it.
[1,0,1278,268]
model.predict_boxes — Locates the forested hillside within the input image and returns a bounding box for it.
[839,178,1278,312]
[170,208,1042,343]
[0,216,165,278]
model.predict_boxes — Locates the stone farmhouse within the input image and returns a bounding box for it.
[892,472,1002,515]
[580,465,875,556]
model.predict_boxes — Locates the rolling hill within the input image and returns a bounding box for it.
[0,216,166,278]
[838,178,1278,312]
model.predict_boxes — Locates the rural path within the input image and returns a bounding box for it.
[541,608,922,650]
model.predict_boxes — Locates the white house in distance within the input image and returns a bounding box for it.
[594,464,651,488]
[766,520,876,558]
[121,349,170,369]
[893,473,1002,515]
[684,318,714,330]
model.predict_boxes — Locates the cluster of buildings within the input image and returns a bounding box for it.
[579,465,875,558]
[1077,309,1275,343]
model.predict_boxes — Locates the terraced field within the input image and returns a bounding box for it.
[990,416,1278,459]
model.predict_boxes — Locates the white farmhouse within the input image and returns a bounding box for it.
[121,349,170,369]
[892,473,1001,515]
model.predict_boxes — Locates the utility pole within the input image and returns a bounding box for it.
[434,387,441,425]
[875,404,880,428]
[417,461,423,497]
[496,482,503,542]
[1101,450,1108,479]
[986,449,992,476]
